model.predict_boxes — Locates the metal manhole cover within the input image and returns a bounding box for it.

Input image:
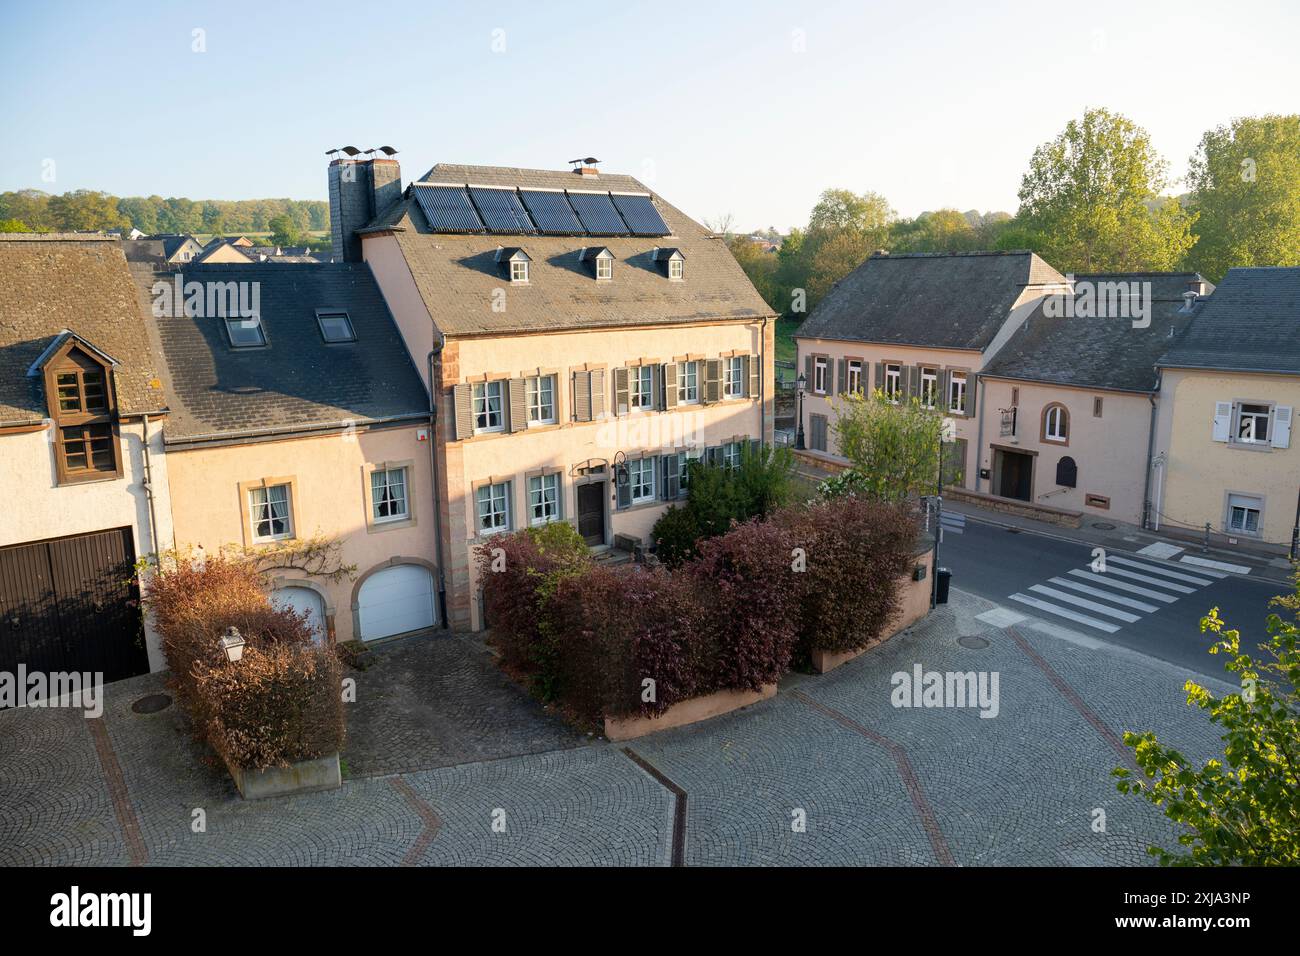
[1090,522,1116,530]
[131,693,173,714]
[958,636,990,649]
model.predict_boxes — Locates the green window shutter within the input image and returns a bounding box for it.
[508,378,527,432]
[591,368,607,419]
[664,454,680,499]
[873,362,884,393]
[614,367,630,417]
[939,369,951,410]
[617,472,632,509]
[663,362,678,409]
[748,353,759,399]
[572,370,591,422]
[804,354,814,388]
[453,383,473,439]
[965,372,976,418]
[703,359,722,404]
[836,359,846,395]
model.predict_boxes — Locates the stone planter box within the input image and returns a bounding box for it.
[811,547,935,674]
[228,752,341,800]
[604,683,778,741]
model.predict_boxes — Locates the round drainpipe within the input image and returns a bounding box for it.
[427,338,449,628]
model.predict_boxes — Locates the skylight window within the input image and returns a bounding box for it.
[225,316,267,348]
[316,309,356,343]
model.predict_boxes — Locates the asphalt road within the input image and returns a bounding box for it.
[937,512,1289,681]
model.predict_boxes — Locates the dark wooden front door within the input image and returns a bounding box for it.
[576,482,606,546]
[996,450,1033,502]
[0,527,147,689]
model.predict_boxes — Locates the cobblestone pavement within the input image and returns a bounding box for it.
[0,590,1229,866]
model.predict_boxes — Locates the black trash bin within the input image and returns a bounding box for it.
[935,567,952,605]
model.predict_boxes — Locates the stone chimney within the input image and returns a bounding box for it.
[328,150,401,263]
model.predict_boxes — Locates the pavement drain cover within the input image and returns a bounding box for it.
[131,693,173,715]
[1091,522,1117,530]
[958,636,991,649]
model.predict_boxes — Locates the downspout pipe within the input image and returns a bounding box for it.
[140,415,162,556]
[1141,372,1161,531]
[427,337,449,628]
[972,374,986,493]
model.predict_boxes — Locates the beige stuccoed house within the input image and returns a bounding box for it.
[1152,267,1299,553]
[0,235,175,680]
[793,251,1067,488]
[130,260,440,645]
[332,154,777,630]
[976,272,1212,525]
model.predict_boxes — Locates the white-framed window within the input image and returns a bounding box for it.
[249,484,292,542]
[846,360,863,394]
[528,473,560,525]
[1227,493,1263,535]
[814,356,828,394]
[1236,403,1271,444]
[629,457,656,503]
[510,260,529,283]
[724,356,745,398]
[920,367,938,408]
[629,365,654,410]
[526,374,556,425]
[370,467,408,523]
[1044,404,1068,443]
[596,256,612,280]
[668,258,684,280]
[948,371,967,414]
[473,381,505,432]
[677,361,699,404]
[476,481,511,535]
[722,441,743,470]
[884,363,901,401]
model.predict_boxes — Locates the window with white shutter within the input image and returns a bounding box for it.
[1211,401,1232,442]
[1273,405,1292,449]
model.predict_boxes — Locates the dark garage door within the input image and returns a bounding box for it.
[0,527,148,686]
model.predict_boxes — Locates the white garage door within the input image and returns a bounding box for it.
[272,586,326,645]
[357,565,436,641]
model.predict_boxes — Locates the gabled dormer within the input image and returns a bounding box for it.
[28,331,122,484]
[495,247,531,283]
[654,247,685,280]
[580,246,615,280]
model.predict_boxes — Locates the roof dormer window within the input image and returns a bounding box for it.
[581,247,614,280]
[496,247,531,284]
[654,247,685,280]
[35,336,122,484]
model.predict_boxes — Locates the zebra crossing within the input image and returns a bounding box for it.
[939,511,965,537]
[1007,552,1226,634]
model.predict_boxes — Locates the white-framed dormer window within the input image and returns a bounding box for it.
[473,381,505,432]
[813,356,828,395]
[1236,403,1271,444]
[528,473,560,525]
[948,371,967,415]
[476,481,511,535]
[920,367,938,408]
[629,457,656,503]
[724,356,745,398]
[370,467,409,523]
[630,365,654,410]
[846,360,863,394]
[884,363,902,402]
[249,484,292,542]
[668,258,684,280]
[677,361,699,404]
[596,256,612,280]
[510,259,529,283]
[526,374,556,425]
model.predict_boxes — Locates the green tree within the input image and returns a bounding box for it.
[1186,114,1300,282]
[726,234,779,311]
[268,214,302,247]
[1115,579,1300,865]
[0,189,54,231]
[826,390,945,504]
[803,189,895,306]
[47,189,127,232]
[1017,108,1195,272]
[0,218,31,232]
[891,209,981,253]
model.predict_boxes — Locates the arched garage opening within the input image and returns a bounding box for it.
[354,561,437,642]
[271,585,328,645]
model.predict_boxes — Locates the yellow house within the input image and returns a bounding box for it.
[331,155,777,630]
[1153,267,1299,553]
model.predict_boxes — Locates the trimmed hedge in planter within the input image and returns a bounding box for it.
[144,554,346,778]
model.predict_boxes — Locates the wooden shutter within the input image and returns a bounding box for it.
[572,371,591,422]
[965,373,976,418]
[663,454,681,499]
[1212,401,1232,442]
[591,369,607,419]
[873,362,884,395]
[663,362,678,409]
[703,359,722,404]
[804,354,814,388]
[939,369,951,411]
[747,354,759,399]
[614,367,630,416]
[616,471,632,509]
[1273,405,1292,448]
[508,378,526,433]
[453,383,473,439]
[835,358,846,395]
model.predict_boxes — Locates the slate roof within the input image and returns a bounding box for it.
[128,262,429,442]
[795,251,1065,351]
[359,163,775,337]
[1157,267,1300,375]
[0,235,166,425]
[982,272,1212,393]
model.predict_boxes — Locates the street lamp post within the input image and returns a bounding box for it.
[795,373,807,450]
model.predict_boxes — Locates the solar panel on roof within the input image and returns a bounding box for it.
[469,187,537,235]
[519,190,585,235]
[610,194,670,236]
[565,191,629,236]
[413,184,485,233]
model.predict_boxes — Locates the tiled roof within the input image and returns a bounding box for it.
[1157,266,1300,375]
[795,251,1065,351]
[982,272,1212,392]
[0,235,165,424]
[128,262,430,442]
[361,163,775,336]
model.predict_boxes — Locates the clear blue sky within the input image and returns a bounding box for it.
[2,0,1297,230]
